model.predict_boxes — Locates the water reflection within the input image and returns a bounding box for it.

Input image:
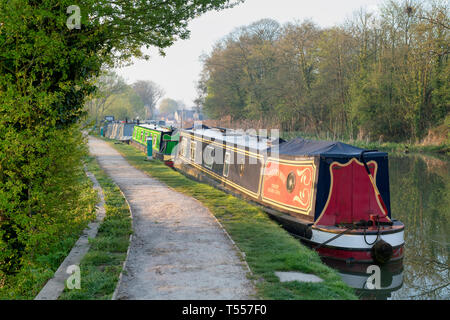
[321,258,404,300]
[389,153,449,300]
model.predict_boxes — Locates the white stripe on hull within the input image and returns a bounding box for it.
[311,229,404,250]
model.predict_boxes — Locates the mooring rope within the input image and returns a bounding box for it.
[314,226,355,251]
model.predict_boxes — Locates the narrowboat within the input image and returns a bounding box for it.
[173,126,405,264]
[132,124,180,166]
[103,122,136,142]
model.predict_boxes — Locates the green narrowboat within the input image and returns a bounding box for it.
[131,124,179,165]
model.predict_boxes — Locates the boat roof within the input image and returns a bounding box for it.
[184,127,279,151]
[185,126,387,159]
[137,124,173,133]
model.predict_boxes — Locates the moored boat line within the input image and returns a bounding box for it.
[131,124,179,166]
[172,126,405,264]
[104,123,405,264]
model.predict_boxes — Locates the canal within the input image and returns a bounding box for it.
[323,153,449,300]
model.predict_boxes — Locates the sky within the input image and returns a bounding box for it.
[115,0,386,109]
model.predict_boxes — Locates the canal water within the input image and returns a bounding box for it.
[323,153,449,300]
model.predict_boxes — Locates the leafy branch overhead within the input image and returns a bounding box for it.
[0,0,243,125]
[90,0,244,59]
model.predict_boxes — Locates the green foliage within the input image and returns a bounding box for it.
[0,126,97,273]
[199,0,449,142]
[158,98,180,116]
[85,72,157,122]
[0,135,97,298]
[84,71,130,123]
[0,0,242,296]
[106,88,147,121]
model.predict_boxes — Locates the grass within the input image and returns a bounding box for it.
[105,138,357,300]
[58,156,132,300]
[0,234,92,300]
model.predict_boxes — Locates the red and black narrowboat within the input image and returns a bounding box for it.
[173,126,405,264]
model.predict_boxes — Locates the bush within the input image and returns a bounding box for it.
[0,126,97,299]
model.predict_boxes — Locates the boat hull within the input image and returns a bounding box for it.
[268,208,404,263]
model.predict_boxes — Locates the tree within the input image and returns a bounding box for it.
[0,0,243,280]
[158,98,180,116]
[200,39,248,120]
[275,20,322,132]
[197,0,448,141]
[315,27,357,138]
[85,71,128,123]
[132,80,165,120]
[200,19,283,122]
[106,88,147,121]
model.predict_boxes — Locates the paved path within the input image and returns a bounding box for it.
[88,137,255,300]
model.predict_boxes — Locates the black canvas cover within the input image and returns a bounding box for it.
[276,138,387,158]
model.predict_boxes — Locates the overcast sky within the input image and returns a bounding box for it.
[115,0,385,109]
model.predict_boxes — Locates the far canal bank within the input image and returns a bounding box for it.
[280,132,449,156]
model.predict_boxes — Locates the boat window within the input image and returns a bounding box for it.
[286,172,296,193]
[190,141,196,161]
[223,152,231,177]
[204,145,215,169]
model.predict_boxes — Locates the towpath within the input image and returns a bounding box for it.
[88,137,255,300]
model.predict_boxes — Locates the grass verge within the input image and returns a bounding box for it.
[105,138,357,300]
[58,156,132,300]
